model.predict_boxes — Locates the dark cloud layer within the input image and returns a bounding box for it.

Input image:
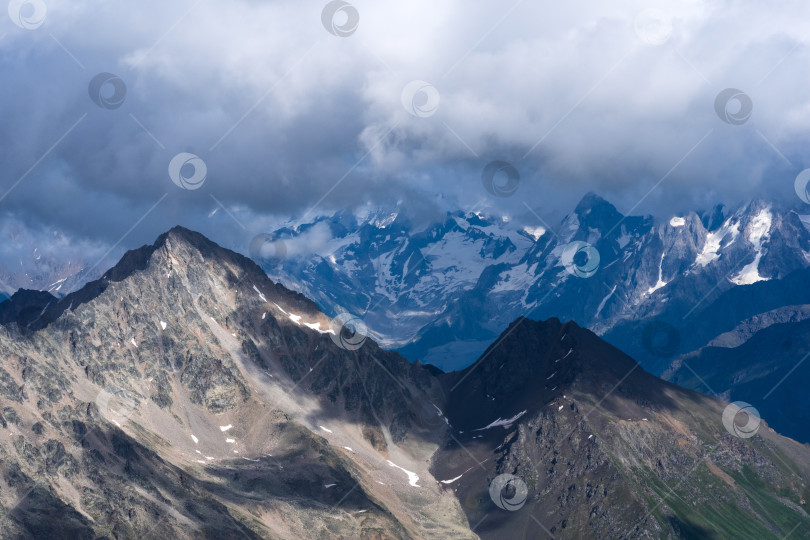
[1,0,810,278]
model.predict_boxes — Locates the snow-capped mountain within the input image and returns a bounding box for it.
[260,208,537,351]
[260,194,810,372]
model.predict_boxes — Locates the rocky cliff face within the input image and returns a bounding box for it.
[0,228,807,539]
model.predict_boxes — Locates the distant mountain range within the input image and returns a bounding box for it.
[262,195,810,369]
[0,229,95,298]
[0,227,807,538]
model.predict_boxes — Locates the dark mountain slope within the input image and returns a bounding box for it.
[433,318,810,539]
[665,316,810,444]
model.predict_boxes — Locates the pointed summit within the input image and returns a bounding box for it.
[443,317,640,431]
[1,226,287,332]
[570,192,627,235]
[574,192,617,215]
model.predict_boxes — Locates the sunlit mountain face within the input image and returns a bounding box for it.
[5,1,810,538]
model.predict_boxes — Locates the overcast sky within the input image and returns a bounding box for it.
[1,0,810,283]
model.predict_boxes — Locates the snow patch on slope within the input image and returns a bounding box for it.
[387,460,420,487]
[523,226,546,241]
[303,321,335,334]
[647,252,668,294]
[696,218,740,266]
[596,285,617,316]
[731,208,772,285]
[473,410,527,431]
[440,474,463,484]
[252,285,267,302]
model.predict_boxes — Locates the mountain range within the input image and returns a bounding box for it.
[0,227,94,299]
[257,194,810,445]
[0,227,808,538]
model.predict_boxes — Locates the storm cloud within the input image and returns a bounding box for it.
[1,0,809,280]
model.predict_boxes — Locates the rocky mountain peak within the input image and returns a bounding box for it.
[0,289,58,327]
[0,225,322,335]
[6,288,57,305]
[152,225,228,263]
[574,192,614,213]
[441,317,642,434]
[572,192,624,229]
